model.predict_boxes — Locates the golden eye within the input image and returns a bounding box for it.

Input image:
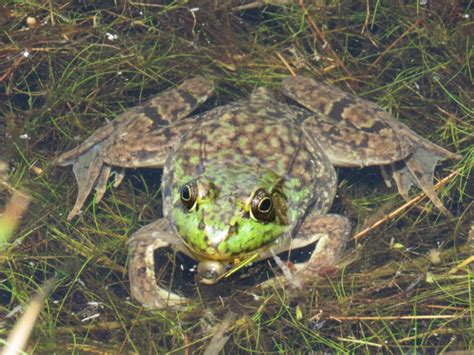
[180,182,198,210]
[250,189,276,222]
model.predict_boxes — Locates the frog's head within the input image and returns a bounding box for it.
[170,167,289,266]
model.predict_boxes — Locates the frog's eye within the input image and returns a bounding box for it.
[180,182,198,211]
[250,189,276,222]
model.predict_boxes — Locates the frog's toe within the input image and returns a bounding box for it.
[382,119,461,214]
[63,144,127,220]
[93,165,112,206]
[66,147,105,220]
[390,142,460,215]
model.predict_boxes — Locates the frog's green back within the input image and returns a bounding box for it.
[161,97,337,260]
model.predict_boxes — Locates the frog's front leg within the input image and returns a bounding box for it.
[128,219,195,309]
[291,214,351,280]
[260,214,351,287]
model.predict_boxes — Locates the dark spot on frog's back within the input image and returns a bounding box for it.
[327,97,356,122]
[206,121,221,132]
[360,120,388,134]
[354,134,369,148]
[141,106,170,128]
[326,125,343,138]
[170,89,199,117]
[303,156,315,173]
[179,152,191,166]
[137,150,156,161]
[162,127,174,140]
[227,115,240,127]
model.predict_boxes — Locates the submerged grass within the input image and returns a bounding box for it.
[0,1,472,353]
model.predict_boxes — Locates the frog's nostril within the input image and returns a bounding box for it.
[228,225,237,235]
[198,220,205,230]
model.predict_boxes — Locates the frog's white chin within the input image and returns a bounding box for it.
[204,225,228,247]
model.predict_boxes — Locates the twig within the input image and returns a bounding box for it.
[232,0,293,11]
[48,0,56,26]
[352,169,460,241]
[276,52,296,76]
[336,337,382,348]
[448,255,474,275]
[232,1,265,11]
[329,314,467,321]
[361,0,370,34]
[298,0,354,80]
[0,52,28,84]
[203,312,237,355]
[398,327,456,343]
[372,18,422,66]
[57,321,124,334]
[423,304,466,311]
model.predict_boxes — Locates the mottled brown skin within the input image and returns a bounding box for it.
[55,76,460,309]
[282,76,460,214]
[54,77,216,219]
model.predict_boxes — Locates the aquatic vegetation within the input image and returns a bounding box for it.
[0,1,472,353]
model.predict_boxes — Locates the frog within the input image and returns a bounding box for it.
[54,75,460,309]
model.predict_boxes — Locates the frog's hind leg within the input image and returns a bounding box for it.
[283,75,414,167]
[56,77,215,220]
[282,75,460,214]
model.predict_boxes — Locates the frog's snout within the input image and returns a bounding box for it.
[197,260,226,285]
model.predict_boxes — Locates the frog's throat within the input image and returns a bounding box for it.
[183,240,246,263]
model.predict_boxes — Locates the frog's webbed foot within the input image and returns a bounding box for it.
[65,146,107,220]
[282,75,460,214]
[383,122,461,215]
[55,77,215,220]
[128,219,195,309]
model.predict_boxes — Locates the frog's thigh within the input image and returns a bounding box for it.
[284,76,412,167]
[301,114,412,167]
[128,219,193,309]
[100,77,215,168]
[292,214,351,278]
[147,76,215,123]
[55,77,212,166]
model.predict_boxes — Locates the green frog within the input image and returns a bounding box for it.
[54,76,459,309]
